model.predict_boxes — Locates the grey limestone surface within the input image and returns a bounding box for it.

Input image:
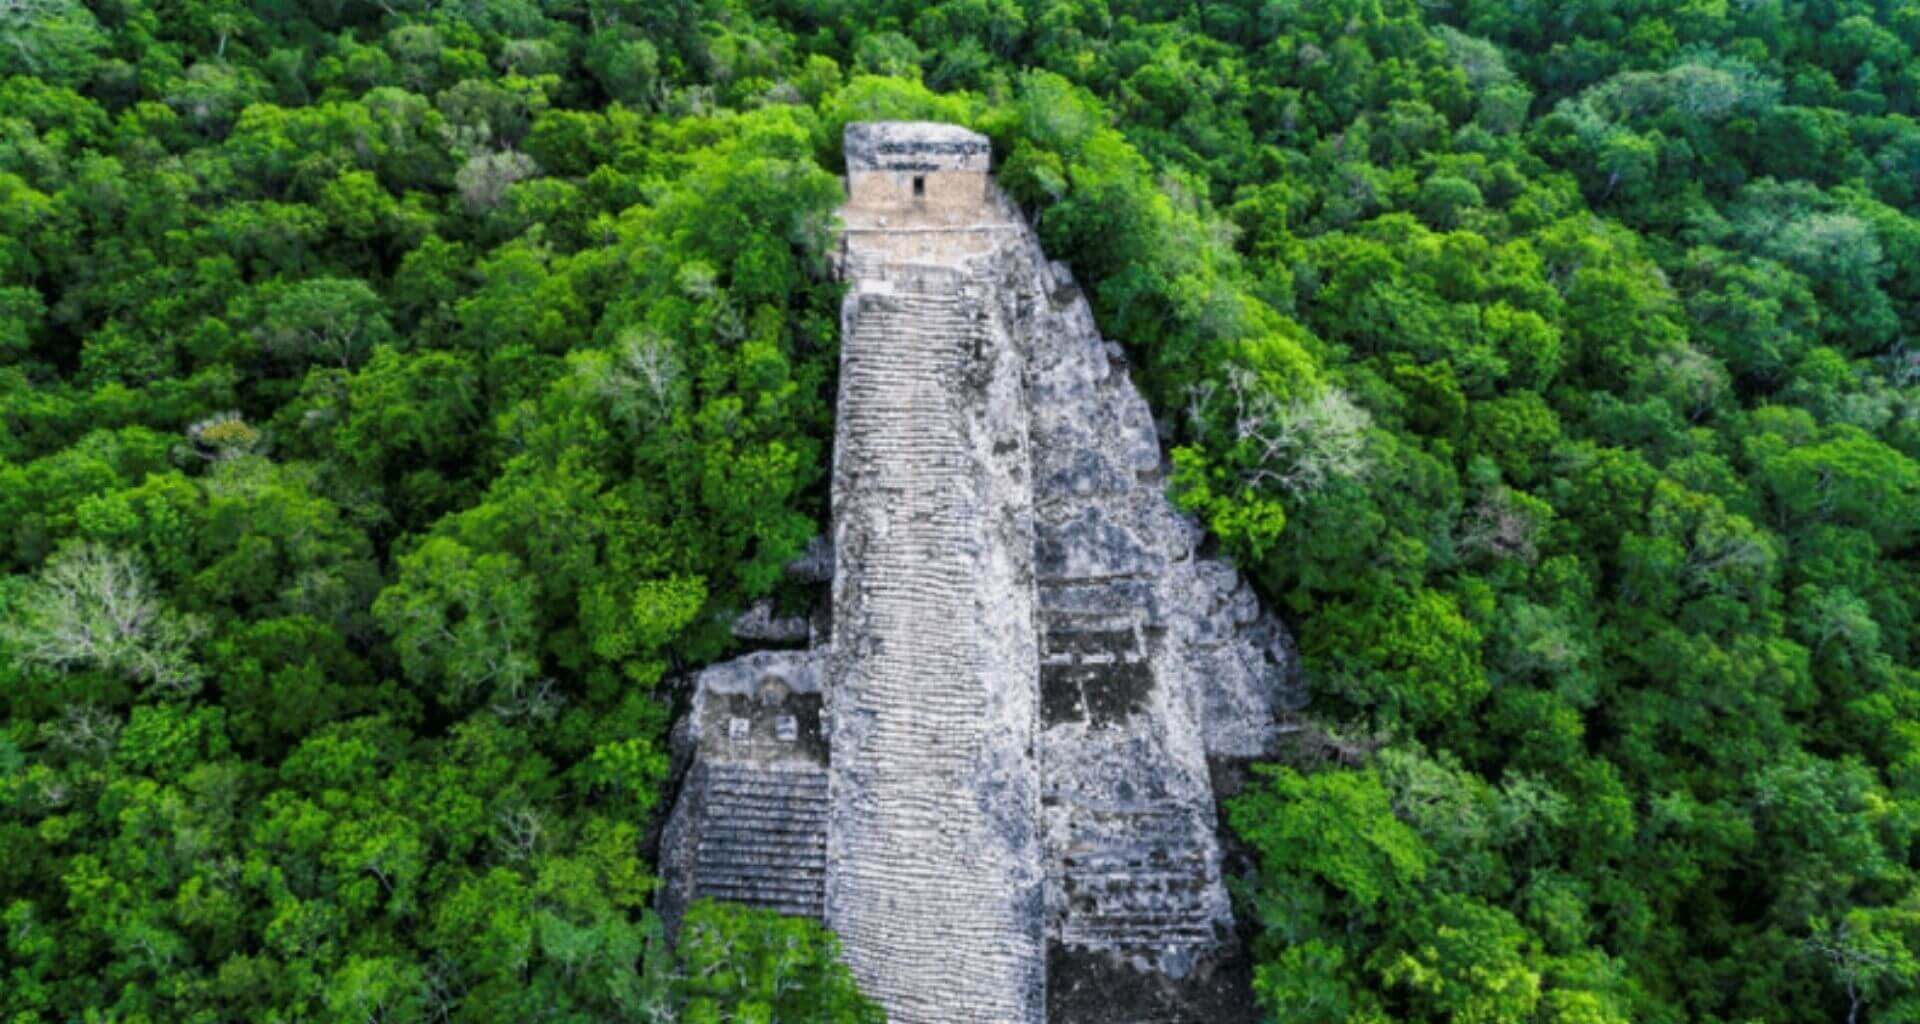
[844,120,992,173]
[656,122,1302,1024]
[729,599,811,645]
[822,256,1047,1022]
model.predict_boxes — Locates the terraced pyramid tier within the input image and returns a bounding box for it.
[691,763,829,918]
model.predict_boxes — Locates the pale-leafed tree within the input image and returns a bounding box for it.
[490,805,546,862]
[455,149,538,213]
[1459,487,1544,565]
[1580,58,1782,124]
[581,329,685,429]
[40,703,120,760]
[676,261,719,300]
[258,278,395,369]
[0,0,107,81]
[1887,342,1920,388]
[1651,346,1731,422]
[1433,25,1516,91]
[668,262,747,343]
[1684,510,1776,598]
[165,61,256,132]
[1190,368,1374,496]
[2,543,204,695]
[1804,586,1880,656]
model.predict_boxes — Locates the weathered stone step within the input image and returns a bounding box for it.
[707,776,826,792]
[708,764,827,781]
[705,784,830,804]
[700,827,826,848]
[700,827,826,851]
[697,842,826,865]
[704,792,830,811]
[698,894,820,916]
[692,761,831,920]
[697,887,821,915]
[701,800,829,820]
[707,774,829,791]
[694,877,824,902]
[1059,886,1214,908]
[702,812,826,832]
[854,305,971,319]
[702,804,828,823]
[696,860,826,883]
[1060,860,1216,879]
[701,810,827,831]
[702,792,829,812]
[856,310,975,323]
[1059,929,1217,947]
[698,881,822,903]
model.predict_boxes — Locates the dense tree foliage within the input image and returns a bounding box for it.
[4,1,1919,1022]
[0,3,867,1020]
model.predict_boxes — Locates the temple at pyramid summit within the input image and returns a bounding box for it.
[656,122,1306,1024]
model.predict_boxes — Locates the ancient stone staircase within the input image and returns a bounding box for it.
[826,266,1045,1024]
[1052,805,1224,952]
[691,763,829,918]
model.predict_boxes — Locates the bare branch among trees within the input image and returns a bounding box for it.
[1275,715,1386,768]
[2,543,205,695]
[582,329,685,429]
[1683,516,1775,598]
[1654,345,1731,421]
[489,806,545,863]
[257,278,394,369]
[1460,487,1542,565]
[1193,368,1375,496]
[40,704,121,760]
[487,675,566,723]
[1803,917,1903,1024]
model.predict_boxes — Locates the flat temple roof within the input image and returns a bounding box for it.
[845,121,991,173]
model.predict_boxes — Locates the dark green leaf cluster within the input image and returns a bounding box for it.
[0,3,868,1021]
[762,1,1920,1020]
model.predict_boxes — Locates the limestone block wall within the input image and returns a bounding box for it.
[847,167,992,218]
[983,233,1298,1022]
[844,120,993,221]
[845,120,991,174]
[841,120,1017,266]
